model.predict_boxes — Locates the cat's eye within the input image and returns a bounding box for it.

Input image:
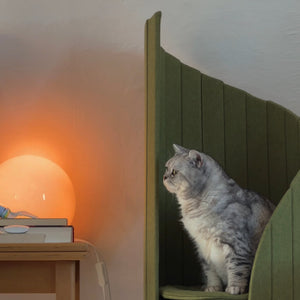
[171,169,178,177]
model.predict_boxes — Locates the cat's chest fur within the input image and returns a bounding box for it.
[181,203,228,282]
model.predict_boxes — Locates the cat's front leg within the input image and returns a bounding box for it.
[201,259,223,292]
[225,254,251,295]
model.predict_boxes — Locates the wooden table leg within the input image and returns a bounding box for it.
[76,260,80,300]
[56,261,76,300]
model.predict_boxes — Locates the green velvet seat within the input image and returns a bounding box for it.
[145,12,300,300]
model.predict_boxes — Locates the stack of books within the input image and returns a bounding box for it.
[0,218,73,243]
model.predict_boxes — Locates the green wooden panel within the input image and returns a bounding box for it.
[224,85,247,188]
[182,236,202,286]
[267,101,287,205]
[246,94,269,198]
[145,11,161,300]
[164,52,182,151]
[202,74,225,167]
[249,172,300,300]
[248,225,272,300]
[271,190,293,299]
[286,111,300,184]
[164,52,183,284]
[145,11,300,300]
[158,47,167,286]
[181,63,203,285]
[182,64,203,151]
[291,172,300,300]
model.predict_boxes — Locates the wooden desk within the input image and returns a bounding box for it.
[0,242,89,300]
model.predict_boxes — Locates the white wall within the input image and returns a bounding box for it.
[0,1,299,300]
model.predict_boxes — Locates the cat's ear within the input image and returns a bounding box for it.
[188,150,202,168]
[173,144,188,154]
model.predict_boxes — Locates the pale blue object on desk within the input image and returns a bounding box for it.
[0,205,37,219]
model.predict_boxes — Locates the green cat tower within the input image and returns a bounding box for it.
[145,12,300,300]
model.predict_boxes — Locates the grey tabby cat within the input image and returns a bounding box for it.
[163,144,275,295]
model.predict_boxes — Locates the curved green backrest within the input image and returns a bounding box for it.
[249,171,300,300]
[145,11,300,300]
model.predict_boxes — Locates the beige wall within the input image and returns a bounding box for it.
[0,1,145,299]
[0,1,299,299]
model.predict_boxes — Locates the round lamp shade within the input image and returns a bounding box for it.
[0,155,76,223]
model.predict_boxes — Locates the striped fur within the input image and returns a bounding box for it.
[163,144,274,294]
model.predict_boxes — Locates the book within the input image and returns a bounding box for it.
[0,226,74,243]
[0,218,68,227]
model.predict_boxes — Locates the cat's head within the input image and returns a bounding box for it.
[163,144,215,198]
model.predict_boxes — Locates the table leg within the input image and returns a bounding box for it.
[76,260,80,300]
[56,261,76,300]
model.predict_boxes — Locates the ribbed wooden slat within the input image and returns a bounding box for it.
[267,101,288,204]
[182,235,201,286]
[271,190,293,299]
[224,85,247,188]
[182,64,203,151]
[286,111,300,185]
[202,74,225,167]
[246,94,269,198]
[158,47,167,287]
[181,63,203,285]
[292,172,300,300]
[248,226,272,300]
[164,52,183,284]
[164,52,182,152]
[145,11,161,300]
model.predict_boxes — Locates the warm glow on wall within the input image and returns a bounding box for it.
[0,155,76,223]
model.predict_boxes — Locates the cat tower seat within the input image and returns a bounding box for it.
[145,12,300,300]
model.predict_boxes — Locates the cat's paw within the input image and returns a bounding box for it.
[205,286,223,292]
[225,286,246,295]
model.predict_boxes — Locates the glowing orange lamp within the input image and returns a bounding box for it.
[0,155,76,223]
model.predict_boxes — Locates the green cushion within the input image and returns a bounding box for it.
[160,286,248,300]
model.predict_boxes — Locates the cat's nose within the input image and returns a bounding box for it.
[163,175,167,181]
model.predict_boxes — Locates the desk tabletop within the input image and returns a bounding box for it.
[0,242,90,261]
